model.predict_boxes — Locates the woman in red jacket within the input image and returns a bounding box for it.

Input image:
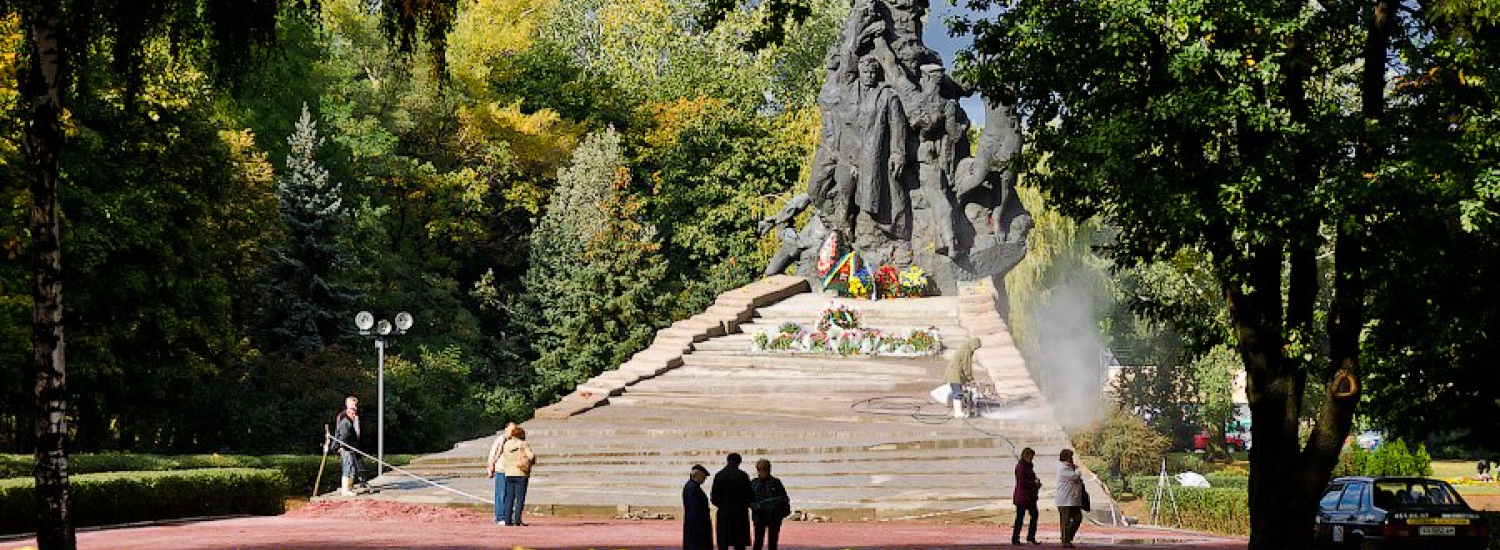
[1011,447,1042,545]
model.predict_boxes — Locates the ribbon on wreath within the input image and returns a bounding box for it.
[820,252,858,291]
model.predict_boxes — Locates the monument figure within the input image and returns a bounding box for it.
[763,0,1032,293]
[910,64,962,255]
[849,56,909,238]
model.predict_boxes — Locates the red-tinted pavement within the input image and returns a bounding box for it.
[1,501,1245,550]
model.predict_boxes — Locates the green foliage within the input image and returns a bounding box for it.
[384,346,497,451]
[0,0,830,465]
[0,453,412,497]
[258,103,358,358]
[538,0,845,109]
[1144,486,1251,536]
[1105,250,1236,449]
[634,103,819,316]
[955,0,1500,543]
[1072,406,1171,481]
[1131,473,1251,493]
[39,49,282,452]
[1334,439,1434,478]
[517,128,671,406]
[0,468,286,534]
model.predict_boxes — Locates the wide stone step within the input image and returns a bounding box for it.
[673,354,939,371]
[407,445,1073,473]
[371,279,1087,520]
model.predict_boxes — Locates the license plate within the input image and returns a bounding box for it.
[1419,526,1456,536]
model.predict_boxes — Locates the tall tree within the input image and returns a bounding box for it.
[515,128,669,405]
[956,0,1495,546]
[1,0,459,546]
[258,103,354,357]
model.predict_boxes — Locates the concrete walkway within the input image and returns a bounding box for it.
[0,501,1247,550]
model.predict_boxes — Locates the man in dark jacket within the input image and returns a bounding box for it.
[683,464,713,550]
[1012,447,1042,545]
[710,453,753,550]
[331,396,362,496]
[749,459,791,550]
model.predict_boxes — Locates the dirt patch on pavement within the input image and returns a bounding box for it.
[286,500,489,523]
[1466,494,1500,511]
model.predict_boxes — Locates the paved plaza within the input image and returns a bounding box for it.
[1,501,1246,550]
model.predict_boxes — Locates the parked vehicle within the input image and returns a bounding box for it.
[1314,476,1488,549]
[1191,430,1248,452]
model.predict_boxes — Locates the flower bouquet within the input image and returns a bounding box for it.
[849,267,874,298]
[816,303,861,332]
[834,331,861,356]
[875,266,902,298]
[900,265,930,297]
[805,330,831,353]
[907,327,942,354]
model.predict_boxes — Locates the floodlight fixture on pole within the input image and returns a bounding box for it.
[353,310,412,476]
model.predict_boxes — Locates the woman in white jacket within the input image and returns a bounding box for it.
[1055,448,1085,547]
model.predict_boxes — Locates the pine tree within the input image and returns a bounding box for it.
[258,103,357,357]
[517,128,670,404]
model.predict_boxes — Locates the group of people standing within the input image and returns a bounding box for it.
[1012,447,1089,547]
[485,422,536,527]
[684,453,793,550]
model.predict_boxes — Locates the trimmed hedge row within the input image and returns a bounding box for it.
[0,468,286,535]
[0,453,412,496]
[1128,473,1249,492]
[1143,486,1250,536]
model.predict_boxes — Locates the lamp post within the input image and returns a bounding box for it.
[355,310,413,475]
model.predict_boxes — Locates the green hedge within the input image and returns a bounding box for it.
[1143,486,1250,536]
[1128,473,1249,492]
[0,468,286,535]
[0,453,412,496]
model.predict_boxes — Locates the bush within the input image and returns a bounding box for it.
[1129,473,1249,493]
[0,453,412,496]
[0,468,286,535]
[1072,406,1171,480]
[1143,486,1250,536]
[1333,438,1433,477]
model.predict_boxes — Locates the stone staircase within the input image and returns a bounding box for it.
[375,276,1100,521]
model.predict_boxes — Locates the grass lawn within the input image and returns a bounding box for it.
[1432,460,1500,496]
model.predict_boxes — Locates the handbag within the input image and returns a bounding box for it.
[508,445,534,475]
[1080,485,1092,512]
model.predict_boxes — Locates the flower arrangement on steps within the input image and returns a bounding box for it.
[816,234,933,299]
[750,303,944,357]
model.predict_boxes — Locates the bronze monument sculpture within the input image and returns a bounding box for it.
[761,0,1032,294]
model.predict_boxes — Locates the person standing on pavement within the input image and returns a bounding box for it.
[711,452,753,550]
[683,464,714,550]
[330,396,363,497]
[1011,447,1042,545]
[485,422,517,525]
[500,425,536,526]
[749,459,791,550]
[1055,448,1085,548]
